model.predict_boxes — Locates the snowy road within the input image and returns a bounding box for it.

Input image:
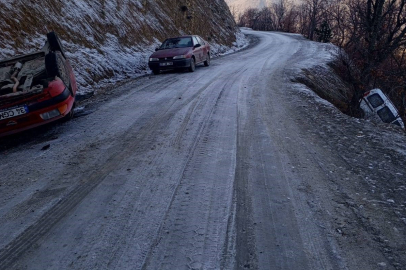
[1,29,406,270]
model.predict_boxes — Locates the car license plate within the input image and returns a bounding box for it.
[0,106,28,120]
[160,62,173,66]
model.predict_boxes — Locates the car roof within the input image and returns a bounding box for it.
[166,35,198,39]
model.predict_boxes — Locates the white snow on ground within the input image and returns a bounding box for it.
[211,30,249,56]
[288,38,340,107]
[61,36,157,92]
[0,30,248,95]
[66,29,249,94]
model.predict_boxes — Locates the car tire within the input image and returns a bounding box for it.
[152,69,160,75]
[47,32,66,58]
[45,51,71,90]
[204,53,210,66]
[189,57,196,72]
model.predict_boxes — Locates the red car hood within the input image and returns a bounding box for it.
[150,47,192,58]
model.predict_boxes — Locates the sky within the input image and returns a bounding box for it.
[225,0,270,16]
[225,0,301,17]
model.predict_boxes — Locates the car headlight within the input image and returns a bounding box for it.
[149,58,159,62]
[173,55,186,59]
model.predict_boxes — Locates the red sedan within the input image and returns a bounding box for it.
[0,32,77,137]
[148,35,210,74]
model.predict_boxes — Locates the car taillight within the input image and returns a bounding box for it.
[47,79,66,97]
[58,104,68,114]
[40,109,61,120]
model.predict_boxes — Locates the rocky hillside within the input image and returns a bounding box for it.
[0,0,241,93]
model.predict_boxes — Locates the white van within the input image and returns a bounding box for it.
[360,88,405,129]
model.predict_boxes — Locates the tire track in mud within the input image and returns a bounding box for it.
[0,105,177,269]
[232,61,261,270]
[0,70,232,270]
[255,85,340,269]
[0,76,182,225]
[171,71,227,149]
[233,35,302,270]
[265,44,345,269]
[232,34,344,269]
[234,111,258,269]
[83,71,239,269]
[141,68,245,270]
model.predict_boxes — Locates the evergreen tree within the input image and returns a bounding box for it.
[315,21,332,43]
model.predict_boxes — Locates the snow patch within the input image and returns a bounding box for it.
[210,30,249,56]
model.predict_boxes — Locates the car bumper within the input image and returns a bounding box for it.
[0,87,75,137]
[148,58,192,70]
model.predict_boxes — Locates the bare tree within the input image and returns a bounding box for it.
[341,0,406,112]
[327,0,351,47]
[237,7,274,31]
[237,8,260,29]
[302,0,327,40]
[272,0,287,31]
[258,7,274,31]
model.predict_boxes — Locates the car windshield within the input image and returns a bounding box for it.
[159,37,193,49]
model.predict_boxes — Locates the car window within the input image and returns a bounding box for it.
[367,93,384,108]
[160,37,193,49]
[377,106,396,123]
[197,36,205,45]
[192,36,199,46]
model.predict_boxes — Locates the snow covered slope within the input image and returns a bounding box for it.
[0,0,241,93]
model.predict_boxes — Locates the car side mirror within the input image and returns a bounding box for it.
[194,44,201,48]
[155,47,159,51]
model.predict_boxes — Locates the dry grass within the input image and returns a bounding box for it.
[293,62,354,115]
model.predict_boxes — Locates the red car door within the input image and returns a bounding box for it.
[192,36,203,62]
[197,36,209,61]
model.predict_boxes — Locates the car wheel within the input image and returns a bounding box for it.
[152,69,160,75]
[189,57,196,72]
[47,32,66,58]
[204,53,210,66]
[45,51,71,90]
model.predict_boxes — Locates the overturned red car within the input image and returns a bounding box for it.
[0,32,77,137]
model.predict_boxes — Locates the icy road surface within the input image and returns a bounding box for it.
[1,29,406,270]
